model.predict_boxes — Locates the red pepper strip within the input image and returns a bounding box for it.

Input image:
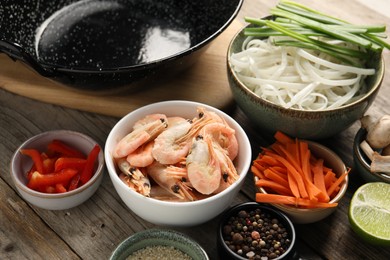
[43,157,57,174]
[68,174,81,191]
[20,149,45,174]
[79,144,101,185]
[55,183,67,193]
[43,186,56,193]
[47,140,86,159]
[54,157,87,172]
[26,164,37,181]
[27,169,78,191]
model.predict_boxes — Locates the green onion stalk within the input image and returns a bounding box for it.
[243,0,390,66]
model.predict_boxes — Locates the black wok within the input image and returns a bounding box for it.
[0,0,242,91]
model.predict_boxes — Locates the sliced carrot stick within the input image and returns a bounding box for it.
[270,143,308,197]
[287,169,301,198]
[327,169,349,197]
[264,168,289,188]
[256,179,293,196]
[270,166,287,176]
[251,165,265,179]
[324,170,337,189]
[323,165,332,173]
[255,154,282,167]
[275,154,308,198]
[312,158,330,202]
[255,193,338,208]
[291,139,302,167]
[303,178,325,202]
[274,130,294,145]
[268,167,288,180]
[252,160,267,171]
[300,142,312,182]
[274,143,303,177]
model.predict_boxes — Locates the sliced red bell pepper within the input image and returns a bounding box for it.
[55,183,67,193]
[43,186,56,193]
[79,144,101,185]
[43,157,56,174]
[47,140,86,159]
[27,169,78,190]
[20,149,45,174]
[26,164,37,180]
[54,157,87,172]
[68,174,81,191]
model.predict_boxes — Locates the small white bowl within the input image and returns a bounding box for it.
[105,100,252,226]
[256,141,348,224]
[10,130,104,210]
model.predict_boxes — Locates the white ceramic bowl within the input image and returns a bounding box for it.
[256,141,348,224]
[105,100,252,226]
[10,130,104,210]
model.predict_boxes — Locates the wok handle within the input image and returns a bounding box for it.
[0,39,56,77]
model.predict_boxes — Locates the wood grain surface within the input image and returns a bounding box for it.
[1,1,390,260]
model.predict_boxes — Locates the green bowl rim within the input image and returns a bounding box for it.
[109,228,209,260]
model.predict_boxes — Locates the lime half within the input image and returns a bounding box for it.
[349,182,390,246]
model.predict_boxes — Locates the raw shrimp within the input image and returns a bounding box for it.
[147,161,196,201]
[152,109,215,164]
[119,173,151,196]
[167,116,187,128]
[116,158,144,180]
[213,144,239,185]
[126,141,154,167]
[149,185,189,202]
[152,119,193,164]
[113,114,168,158]
[213,177,231,194]
[196,106,225,124]
[133,113,167,129]
[117,158,151,196]
[200,122,238,160]
[186,135,221,195]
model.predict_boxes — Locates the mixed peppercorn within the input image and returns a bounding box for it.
[222,208,292,259]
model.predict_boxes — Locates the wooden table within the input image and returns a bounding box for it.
[1,0,389,259]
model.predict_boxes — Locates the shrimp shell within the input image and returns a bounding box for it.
[152,119,193,164]
[126,141,154,167]
[186,135,221,195]
[113,114,168,158]
[147,161,196,201]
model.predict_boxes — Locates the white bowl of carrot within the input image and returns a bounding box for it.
[252,131,349,224]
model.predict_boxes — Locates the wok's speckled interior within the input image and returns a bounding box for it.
[0,0,242,89]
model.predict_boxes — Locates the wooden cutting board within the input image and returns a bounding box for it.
[0,21,242,118]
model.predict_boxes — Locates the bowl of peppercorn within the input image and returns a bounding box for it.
[218,202,296,260]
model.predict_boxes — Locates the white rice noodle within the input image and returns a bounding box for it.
[297,49,375,75]
[230,37,376,111]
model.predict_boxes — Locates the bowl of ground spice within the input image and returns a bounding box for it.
[218,202,296,259]
[110,228,208,260]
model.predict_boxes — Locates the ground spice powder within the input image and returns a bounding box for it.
[126,245,192,260]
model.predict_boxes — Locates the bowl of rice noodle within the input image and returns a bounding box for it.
[227,10,385,140]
